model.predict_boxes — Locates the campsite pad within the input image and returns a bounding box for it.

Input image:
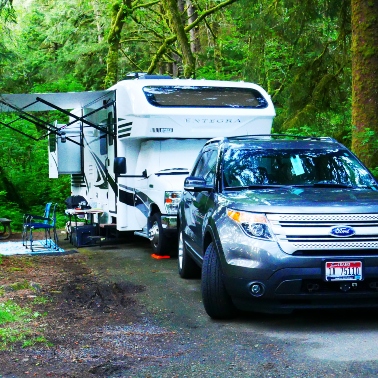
[0,240,69,255]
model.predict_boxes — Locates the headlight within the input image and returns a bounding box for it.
[227,209,273,241]
[164,191,182,214]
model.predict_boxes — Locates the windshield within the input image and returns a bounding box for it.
[142,86,268,108]
[222,147,377,189]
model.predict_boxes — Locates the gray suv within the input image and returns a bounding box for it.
[177,135,378,319]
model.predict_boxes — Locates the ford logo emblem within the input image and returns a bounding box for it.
[329,225,356,238]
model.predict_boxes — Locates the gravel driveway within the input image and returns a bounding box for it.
[1,233,378,377]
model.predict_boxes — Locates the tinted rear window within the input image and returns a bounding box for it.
[142,86,268,108]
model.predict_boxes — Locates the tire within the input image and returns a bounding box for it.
[201,242,236,319]
[178,230,201,279]
[150,213,169,255]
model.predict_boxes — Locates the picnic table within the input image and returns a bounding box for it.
[0,218,12,240]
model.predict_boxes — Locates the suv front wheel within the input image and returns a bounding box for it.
[201,242,236,319]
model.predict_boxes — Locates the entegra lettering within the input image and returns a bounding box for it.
[185,118,241,124]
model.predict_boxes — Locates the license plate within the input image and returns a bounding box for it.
[325,261,363,281]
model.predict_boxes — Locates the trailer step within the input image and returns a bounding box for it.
[134,231,150,239]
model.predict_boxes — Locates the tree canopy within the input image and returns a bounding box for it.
[0,0,377,227]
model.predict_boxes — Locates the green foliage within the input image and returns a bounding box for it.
[0,116,70,230]
[32,296,51,305]
[9,280,32,291]
[0,300,46,350]
[0,0,374,219]
[0,300,30,324]
[0,192,23,231]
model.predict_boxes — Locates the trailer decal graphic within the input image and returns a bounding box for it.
[119,122,133,139]
[119,186,134,206]
[88,149,118,195]
[118,186,151,218]
[134,190,150,217]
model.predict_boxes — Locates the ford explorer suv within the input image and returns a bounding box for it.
[177,135,378,319]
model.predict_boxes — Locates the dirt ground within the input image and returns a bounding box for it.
[0,232,149,377]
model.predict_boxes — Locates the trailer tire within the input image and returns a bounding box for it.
[150,213,169,255]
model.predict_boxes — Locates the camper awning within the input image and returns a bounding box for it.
[0,90,111,112]
[0,90,116,142]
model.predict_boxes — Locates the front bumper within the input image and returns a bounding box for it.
[222,264,378,313]
[215,213,378,313]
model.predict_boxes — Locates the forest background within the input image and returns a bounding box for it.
[0,0,377,230]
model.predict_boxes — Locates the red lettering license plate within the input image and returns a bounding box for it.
[325,261,363,281]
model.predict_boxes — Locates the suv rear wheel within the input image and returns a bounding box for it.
[178,230,201,278]
[201,242,236,319]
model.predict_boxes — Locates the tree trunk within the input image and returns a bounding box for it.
[163,0,196,78]
[104,1,132,88]
[186,0,200,54]
[351,0,378,168]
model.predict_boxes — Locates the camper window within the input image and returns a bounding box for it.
[142,86,268,109]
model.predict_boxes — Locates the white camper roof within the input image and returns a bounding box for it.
[111,78,275,118]
[0,78,275,141]
[0,79,274,115]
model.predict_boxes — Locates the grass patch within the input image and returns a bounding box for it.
[32,296,50,305]
[10,280,32,291]
[9,267,23,272]
[0,300,48,350]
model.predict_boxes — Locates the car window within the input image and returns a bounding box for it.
[192,150,218,186]
[222,147,377,188]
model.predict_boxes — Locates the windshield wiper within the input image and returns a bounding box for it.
[224,184,286,190]
[312,183,354,188]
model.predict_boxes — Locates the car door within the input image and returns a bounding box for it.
[182,148,218,254]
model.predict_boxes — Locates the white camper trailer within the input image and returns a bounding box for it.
[0,77,275,254]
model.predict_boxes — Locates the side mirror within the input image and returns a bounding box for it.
[114,157,126,175]
[184,176,212,192]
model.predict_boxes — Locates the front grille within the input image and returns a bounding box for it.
[293,249,378,256]
[267,213,378,256]
[291,241,378,250]
[301,278,378,294]
[275,214,378,222]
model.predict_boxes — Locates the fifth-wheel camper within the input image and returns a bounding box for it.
[0,76,275,254]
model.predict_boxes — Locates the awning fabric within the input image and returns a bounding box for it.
[0,91,111,112]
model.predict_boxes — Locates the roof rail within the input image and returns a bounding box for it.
[227,134,337,142]
[138,75,172,80]
[121,72,173,80]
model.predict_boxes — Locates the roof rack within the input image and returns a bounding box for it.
[227,134,337,142]
[121,72,173,80]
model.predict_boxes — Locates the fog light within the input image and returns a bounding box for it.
[250,282,265,297]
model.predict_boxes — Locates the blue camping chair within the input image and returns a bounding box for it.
[25,203,59,252]
[22,202,52,247]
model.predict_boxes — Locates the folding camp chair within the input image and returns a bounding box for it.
[26,203,59,252]
[22,202,52,247]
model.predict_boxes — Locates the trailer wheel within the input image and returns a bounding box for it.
[150,213,169,255]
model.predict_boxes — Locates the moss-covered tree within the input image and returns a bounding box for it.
[351,0,378,169]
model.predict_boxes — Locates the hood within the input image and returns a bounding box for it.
[222,187,378,214]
